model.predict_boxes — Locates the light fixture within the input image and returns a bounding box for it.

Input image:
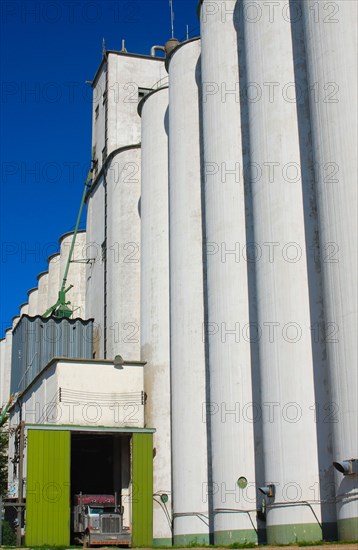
[333,459,358,475]
[258,484,275,498]
[114,355,124,369]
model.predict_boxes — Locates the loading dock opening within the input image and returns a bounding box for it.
[24,426,154,547]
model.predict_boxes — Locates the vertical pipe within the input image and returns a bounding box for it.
[199,0,257,543]
[139,87,172,545]
[301,0,358,539]
[241,1,322,542]
[168,39,210,544]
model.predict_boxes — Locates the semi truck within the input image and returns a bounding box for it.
[72,494,131,547]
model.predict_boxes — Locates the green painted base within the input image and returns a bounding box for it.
[153,537,173,546]
[267,522,322,544]
[214,528,257,545]
[338,517,358,541]
[173,532,210,545]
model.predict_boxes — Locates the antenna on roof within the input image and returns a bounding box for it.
[102,38,106,58]
[121,39,127,53]
[186,24,189,41]
[169,0,175,39]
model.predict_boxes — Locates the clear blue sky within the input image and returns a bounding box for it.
[0,0,199,337]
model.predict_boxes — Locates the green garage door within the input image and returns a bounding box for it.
[26,429,70,546]
[132,432,153,546]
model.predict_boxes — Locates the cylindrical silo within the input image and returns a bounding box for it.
[46,252,61,312]
[27,288,39,317]
[85,179,105,359]
[241,1,321,542]
[3,328,13,402]
[0,338,6,406]
[168,38,209,544]
[19,302,29,317]
[37,272,49,315]
[106,147,141,361]
[139,86,172,545]
[301,1,358,539]
[199,1,257,542]
[59,230,87,318]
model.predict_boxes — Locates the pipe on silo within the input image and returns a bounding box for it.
[106,146,141,361]
[241,1,322,543]
[139,86,172,544]
[199,0,258,543]
[301,1,358,539]
[167,38,210,545]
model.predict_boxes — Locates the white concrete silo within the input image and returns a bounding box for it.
[106,147,141,361]
[0,338,6,406]
[241,1,322,542]
[19,302,29,317]
[46,252,61,311]
[2,328,13,404]
[139,86,172,545]
[59,230,87,318]
[37,272,49,315]
[27,288,39,317]
[199,0,257,542]
[301,0,358,539]
[168,38,210,545]
[85,180,105,358]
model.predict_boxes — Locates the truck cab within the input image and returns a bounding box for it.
[73,494,131,547]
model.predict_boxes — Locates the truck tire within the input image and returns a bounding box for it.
[83,532,90,548]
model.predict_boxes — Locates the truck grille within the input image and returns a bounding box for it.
[101,515,120,534]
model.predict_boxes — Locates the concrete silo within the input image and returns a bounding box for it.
[19,302,29,317]
[106,147,141,361]
[59,230,87,318]
[167,38,210,544]
[241,0,322,542]
[139,85,172,545]
[199,0,258,542]
[46,253,61,312]
[301,0,358,539]
[27,288,39,317]
[37,272,49,315]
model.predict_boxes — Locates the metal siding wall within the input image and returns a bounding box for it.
[132,432,153,547]
[11,316,93,393]
[26,429,70,546]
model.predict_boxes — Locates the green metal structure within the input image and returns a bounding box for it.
[42,168,93,319]
[25,429,71,546]
[132,432,154,546]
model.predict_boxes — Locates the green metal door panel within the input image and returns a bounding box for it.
[26,429,70,546]
[132,432,153,546]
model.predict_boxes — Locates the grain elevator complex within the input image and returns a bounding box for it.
[0,0,357,546]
